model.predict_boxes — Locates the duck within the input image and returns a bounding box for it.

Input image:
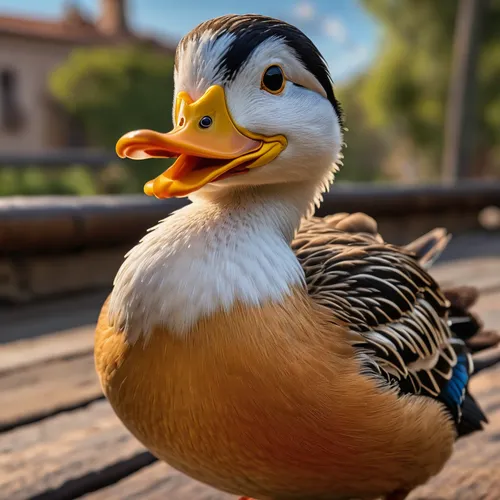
[94,14,500,500]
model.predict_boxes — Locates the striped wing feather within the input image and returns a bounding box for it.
[292,212,484,434]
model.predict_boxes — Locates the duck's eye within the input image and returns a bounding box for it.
[261,65,285,94]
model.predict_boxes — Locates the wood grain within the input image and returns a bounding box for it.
[431,256,500,294]
[0,400,154,500]
[0,325,94,374]
[0,289,107,344]
[82,462,238,500]
[0,352,102,431]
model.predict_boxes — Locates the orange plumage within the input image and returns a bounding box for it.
[96,287,456,499]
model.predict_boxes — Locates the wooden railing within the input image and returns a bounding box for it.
[1,181,499,302]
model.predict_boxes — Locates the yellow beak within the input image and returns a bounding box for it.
[115,85,287,198]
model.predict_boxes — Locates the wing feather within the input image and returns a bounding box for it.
[292,212,493,437]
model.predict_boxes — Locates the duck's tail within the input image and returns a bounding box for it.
[404,227,451,269]
[444,285,500,375]
[405,229,500,375]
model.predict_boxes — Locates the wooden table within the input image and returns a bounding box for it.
[1,232,499,500]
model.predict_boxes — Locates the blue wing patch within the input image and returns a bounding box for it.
[439,351,470,423]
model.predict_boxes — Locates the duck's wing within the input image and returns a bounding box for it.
[292,212,500,438]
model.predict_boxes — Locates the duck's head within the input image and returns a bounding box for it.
[116,14,344,200]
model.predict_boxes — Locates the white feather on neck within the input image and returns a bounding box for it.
[108,179,333,343]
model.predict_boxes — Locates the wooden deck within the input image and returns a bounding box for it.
[1,231,499,500]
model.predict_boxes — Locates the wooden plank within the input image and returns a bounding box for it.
[0,400,154,500]
[0,288,107,344]
[82,462,237,500]
[465,289,500,350]
[0,351,102,431]
[431,256,500,293]
[0,316,102,430]
[0,325,94,374]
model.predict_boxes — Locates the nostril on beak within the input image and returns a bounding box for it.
[178,117,185,127]
[198,116,213,129]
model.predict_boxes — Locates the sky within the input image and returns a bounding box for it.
[0,0,381,82]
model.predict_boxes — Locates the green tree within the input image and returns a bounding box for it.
[336,76,393,183]
[50,45,175,189]
[358,0,500,179]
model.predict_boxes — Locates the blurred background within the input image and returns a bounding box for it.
[0,0,499,194]
[1,3,500,499]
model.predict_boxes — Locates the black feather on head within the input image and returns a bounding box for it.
[177,14,344,129]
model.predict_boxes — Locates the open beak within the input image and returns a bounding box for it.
[115,85,287,198]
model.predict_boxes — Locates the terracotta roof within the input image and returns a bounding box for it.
[0,13,99,42]
[0,12,176,52]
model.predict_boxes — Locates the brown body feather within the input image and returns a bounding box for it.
[96,287,455,500]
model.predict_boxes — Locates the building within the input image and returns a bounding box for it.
[0,0,175,154]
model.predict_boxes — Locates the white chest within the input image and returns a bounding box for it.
[108,201,305,339]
